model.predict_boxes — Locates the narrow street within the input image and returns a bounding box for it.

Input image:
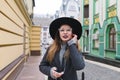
[16,56,120,80]
[16,56,46,80]
[1,0,120,80]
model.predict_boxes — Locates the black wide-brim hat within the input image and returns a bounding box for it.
[49,17,82,40]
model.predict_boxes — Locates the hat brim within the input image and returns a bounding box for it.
[49,17,82,40]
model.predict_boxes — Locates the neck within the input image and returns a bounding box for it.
[62,41,67,45]
[61,42,67,49]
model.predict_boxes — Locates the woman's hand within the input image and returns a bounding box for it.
[51,67,64,79]
[72,34,77,41]
[70,34,77,43]
[67,34,78,46]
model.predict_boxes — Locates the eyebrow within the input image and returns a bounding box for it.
[59,28,72,30]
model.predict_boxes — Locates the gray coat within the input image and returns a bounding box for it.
[39,44,85,80]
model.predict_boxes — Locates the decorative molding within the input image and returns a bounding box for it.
[84,18,89,26]
[107,4,117,18]
[84,0,89,5]
[94,13,99,23]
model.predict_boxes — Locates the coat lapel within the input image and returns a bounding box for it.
[54,52,64,72]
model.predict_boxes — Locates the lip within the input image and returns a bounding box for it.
[62,35,68,39]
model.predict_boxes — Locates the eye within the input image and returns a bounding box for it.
[67,29,71,31]
[59,29,64,32]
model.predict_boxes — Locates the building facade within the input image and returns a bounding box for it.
[80,0,120,61]
[59,0,80,19]
[0,0,35,79]
[30,26,41,56]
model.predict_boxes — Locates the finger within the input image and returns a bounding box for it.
[56,72,64,78]
[52,67,57,71]
[52,71,64,78]
[53,71,60,78]
[74,34,77,38]
[60,72,64,75]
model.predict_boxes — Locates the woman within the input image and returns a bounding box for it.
[39,17,85,80]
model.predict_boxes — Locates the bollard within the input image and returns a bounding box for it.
[82,72,84,80]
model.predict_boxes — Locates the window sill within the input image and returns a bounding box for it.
[92,47,99,50]
[105,49,116,52]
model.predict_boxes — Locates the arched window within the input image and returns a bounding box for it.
[109,27,116,49]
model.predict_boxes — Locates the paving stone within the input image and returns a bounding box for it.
[16,56,120,80]
[77,60,120,80]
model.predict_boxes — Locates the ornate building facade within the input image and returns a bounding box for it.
[80,0,120,63]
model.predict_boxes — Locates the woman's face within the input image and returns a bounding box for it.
[59,24,73,42]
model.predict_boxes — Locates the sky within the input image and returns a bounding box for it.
[34,0,62,15]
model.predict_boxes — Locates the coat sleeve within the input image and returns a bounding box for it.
[68,44,85,70]
[39,49,51,76]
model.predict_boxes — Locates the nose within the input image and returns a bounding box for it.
[64,30,67,33]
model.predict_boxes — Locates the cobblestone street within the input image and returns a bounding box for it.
[78,60,120,80]
[16,56,120,80]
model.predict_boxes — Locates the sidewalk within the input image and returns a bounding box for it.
[16,56,46,80]
[16,56,120,80]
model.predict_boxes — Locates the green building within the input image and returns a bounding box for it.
[79,0,120,66]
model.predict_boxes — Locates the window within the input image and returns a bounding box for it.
[93,30,99,48]
[84,5,89,18]
[109,27,116,49]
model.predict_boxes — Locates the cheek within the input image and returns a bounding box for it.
[66,33,73,40]
[59,33,62,37]
[59,33,63,39]
[69,34,73,38]
[69,32,73,36]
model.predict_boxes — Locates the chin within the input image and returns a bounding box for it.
[62,39,69,42]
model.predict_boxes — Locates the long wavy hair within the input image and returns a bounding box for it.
[46,31,81,63]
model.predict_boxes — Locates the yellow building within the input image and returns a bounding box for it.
[0,0,41,79]
[30,26,41,56]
